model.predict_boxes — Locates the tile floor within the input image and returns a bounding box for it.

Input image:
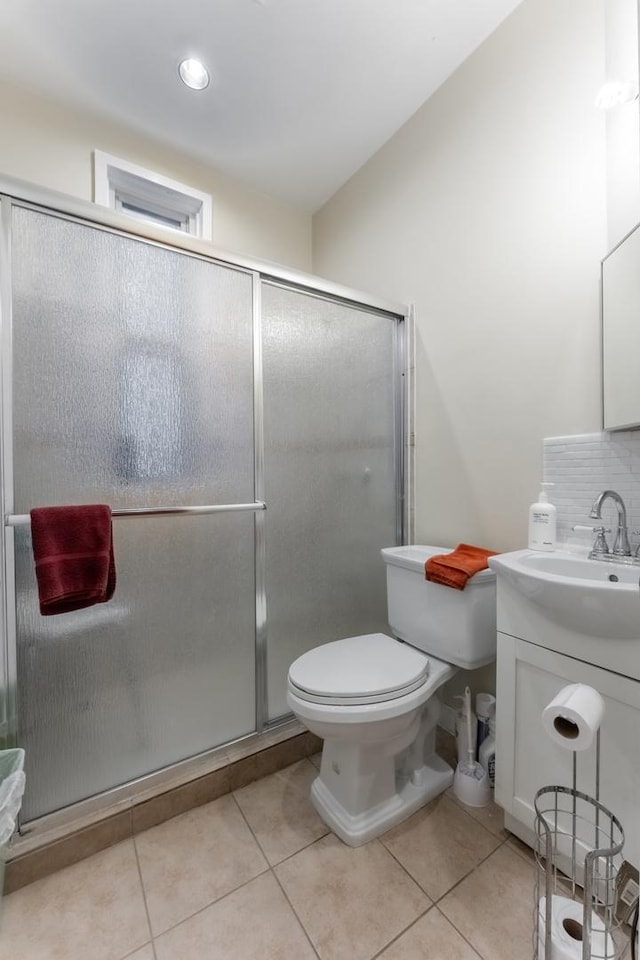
[0,754,537,960]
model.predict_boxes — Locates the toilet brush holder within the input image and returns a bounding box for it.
[452,686,490,807]
[452,760,491,807]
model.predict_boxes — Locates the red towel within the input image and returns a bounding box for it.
[30,505,116,615]
[425,543,497,591]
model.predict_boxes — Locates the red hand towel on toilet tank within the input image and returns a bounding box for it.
[30,505,116,615]
[425,543,497,590]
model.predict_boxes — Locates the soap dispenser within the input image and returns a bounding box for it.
[528,482,557,551]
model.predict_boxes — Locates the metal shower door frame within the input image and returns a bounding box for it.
[0,176,410,831]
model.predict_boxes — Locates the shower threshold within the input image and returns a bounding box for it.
[6,719,320,894]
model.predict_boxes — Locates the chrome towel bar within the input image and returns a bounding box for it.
[5,501,267,527]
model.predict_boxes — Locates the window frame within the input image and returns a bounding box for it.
[93,151,212,240]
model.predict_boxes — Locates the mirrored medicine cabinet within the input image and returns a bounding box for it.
[602,221,640,430]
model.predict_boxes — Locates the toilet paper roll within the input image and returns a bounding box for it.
[541,684,605,752]
[538,895,615,960]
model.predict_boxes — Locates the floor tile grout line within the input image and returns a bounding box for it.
[229,786,329,868]
[231,775,331,870]
[230,790,323,959]
[130,834,157,958]
[135,795,275,945]
[245,817,502,960]
[373,835,437,901]
[231,762,456,960]
[375,792,505,904]
[128,791,330,956]
[431,832,514,909]
[368,902,486,960]
[507,835,537,866]
[450,805,512,842]
[443,792,509,844]
[433,834,532,960]
[119,941,156,960]
[367,902,435,960]
[377,829,501,948]
[270,864,323,959]
[229,790,272,863]
[144,862,273,944]
[432,904,486,960]
[269,829,331,868]
[379,822,515,912]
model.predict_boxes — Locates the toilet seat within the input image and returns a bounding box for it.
[288,633,430,706]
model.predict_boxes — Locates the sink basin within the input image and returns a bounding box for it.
[489,549,640,642]
[507,551,640,584]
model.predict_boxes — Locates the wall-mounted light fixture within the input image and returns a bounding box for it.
[178,58,210,91]
[594,80,639,110]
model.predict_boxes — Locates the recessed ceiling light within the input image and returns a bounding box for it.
[178,58,210,91]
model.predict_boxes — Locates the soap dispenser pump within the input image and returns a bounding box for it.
[528,482,557,552]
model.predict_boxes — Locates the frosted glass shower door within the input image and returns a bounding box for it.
[10,206,257,821]
[262,283,401,720]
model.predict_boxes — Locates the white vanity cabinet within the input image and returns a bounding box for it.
[491,553,640,871]
[496,632,640,868]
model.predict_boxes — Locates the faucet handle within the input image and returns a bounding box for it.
[572,525,611,534]
[573,525,611,557]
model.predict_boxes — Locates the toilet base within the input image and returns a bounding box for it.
[310,752,453,846]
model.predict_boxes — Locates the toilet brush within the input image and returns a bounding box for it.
[453,686,491,807]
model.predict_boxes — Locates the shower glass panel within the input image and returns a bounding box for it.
[11,207,256,821]
[262,283,399,720]
[12,208,255,507]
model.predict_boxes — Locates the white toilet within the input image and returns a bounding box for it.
[286,545,497,846]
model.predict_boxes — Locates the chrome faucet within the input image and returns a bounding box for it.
[589,490,631,556]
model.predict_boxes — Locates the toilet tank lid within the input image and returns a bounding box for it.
[381,545,495,582]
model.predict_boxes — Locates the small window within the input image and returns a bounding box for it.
[93,151,212,240]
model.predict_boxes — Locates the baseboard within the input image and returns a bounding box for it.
[439,703,457,736]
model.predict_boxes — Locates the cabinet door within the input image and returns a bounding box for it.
[496,632,640,870]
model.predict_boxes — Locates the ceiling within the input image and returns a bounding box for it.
[0,0,524,211]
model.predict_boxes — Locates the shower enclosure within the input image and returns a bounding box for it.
[0,184,408,827]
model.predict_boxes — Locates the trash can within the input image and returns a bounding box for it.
[0,749,25,897]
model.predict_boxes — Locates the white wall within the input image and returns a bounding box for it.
[0,79,312,271]
[313,0,608,555]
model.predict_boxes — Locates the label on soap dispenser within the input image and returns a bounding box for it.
[528,504,557,551]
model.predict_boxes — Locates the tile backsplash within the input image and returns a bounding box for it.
[543,431,640,553]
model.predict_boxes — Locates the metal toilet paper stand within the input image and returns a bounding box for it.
[533,730,631,960]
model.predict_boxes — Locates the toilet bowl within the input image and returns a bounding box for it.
[286,545,497,846]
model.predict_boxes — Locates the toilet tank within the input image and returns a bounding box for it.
[381,545,496,669]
